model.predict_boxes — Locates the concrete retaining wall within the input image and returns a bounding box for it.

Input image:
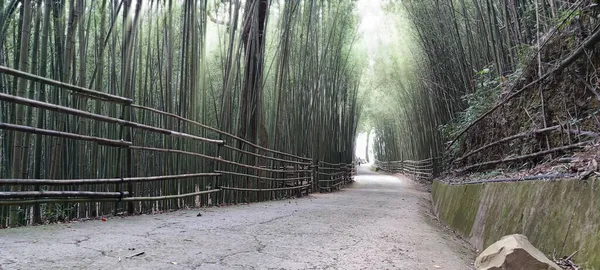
[431,178,600,269]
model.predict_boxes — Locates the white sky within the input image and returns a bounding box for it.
[354,0,390,162]
[356,0,398,67]
[355,130,375,163]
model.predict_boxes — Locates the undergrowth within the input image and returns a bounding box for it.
[439,66,506,156]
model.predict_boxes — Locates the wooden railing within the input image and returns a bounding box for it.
[0,66,354,226]
[315,161,355,192]
[374,158,434,181]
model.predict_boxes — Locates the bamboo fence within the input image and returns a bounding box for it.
[0,66,355,225]
[374,158,435,181]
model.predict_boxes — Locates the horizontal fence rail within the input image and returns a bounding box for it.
[0,66,355,227]
[374,158,435,181]
[315,161,355,192]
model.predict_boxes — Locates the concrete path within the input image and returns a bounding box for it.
[0,165,473,270]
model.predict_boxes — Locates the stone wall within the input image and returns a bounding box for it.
[431,178,600,268]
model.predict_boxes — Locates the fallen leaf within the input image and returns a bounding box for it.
[101,218,107,222]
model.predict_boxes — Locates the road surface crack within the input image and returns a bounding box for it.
[74,236,91,247]
[257,213,295,225]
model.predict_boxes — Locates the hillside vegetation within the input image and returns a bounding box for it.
[368,0,600,177]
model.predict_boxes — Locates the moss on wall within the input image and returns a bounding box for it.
[432,181,484,236]
[432,178,600,269]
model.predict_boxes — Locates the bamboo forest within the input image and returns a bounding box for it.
[2,0,600,268]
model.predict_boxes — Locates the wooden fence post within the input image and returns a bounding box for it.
[125,103,134,215]
[214,141,223,205]
[311,159,318,193]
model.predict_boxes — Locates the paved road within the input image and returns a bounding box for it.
[0,165,473,270]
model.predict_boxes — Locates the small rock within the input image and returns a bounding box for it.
[475,234,561,270]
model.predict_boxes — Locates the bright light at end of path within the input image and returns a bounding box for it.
[355,131,375,164]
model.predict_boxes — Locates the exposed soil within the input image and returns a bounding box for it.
[0,166,474,270]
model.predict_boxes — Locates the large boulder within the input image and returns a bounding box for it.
[475,234,561,270]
